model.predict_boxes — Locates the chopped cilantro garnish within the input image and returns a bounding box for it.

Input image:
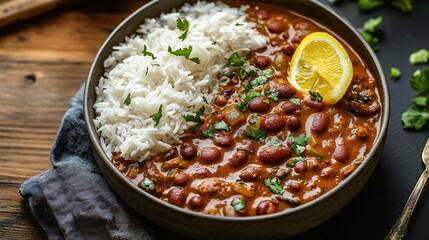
[263,98,270,104]
[202,124,215,138]
[202,96,208,104]
[289,134,308,156]
[401,68,429,130]
[176,17,190,41]
[268,139,282,146]
[143,178,155,191]
[361,31,380,52]
[142,45,156,60]
[250,69,273,87]
[243,126,266,142]
[124,93,131,106]
[360,16,382,52]
[281,135,286,141]
[358,0,385,10]
[182,106,205,131]
[214,121,230,132]
[232,199,247,211]
[239,68,257,80]
[235,22,244,26]
[150,105,163,127]
[264,178,285,194]
[392,0,413,12]
[211,40,217,45]
[409,49,429,65]
[236,89,260,111]
[286,157,307,168]
[309,91,323,102]
[390,67,401,81]
[167,45,201,64]
[289,98,301,107]
[227,53,245,67]
[265,87,279,102]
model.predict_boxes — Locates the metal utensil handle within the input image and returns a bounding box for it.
[385,169,429,240]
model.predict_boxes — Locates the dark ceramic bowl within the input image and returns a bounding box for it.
[84,0,389,239]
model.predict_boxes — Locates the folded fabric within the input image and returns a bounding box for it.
[19,85,184,240]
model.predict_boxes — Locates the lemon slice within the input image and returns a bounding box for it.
[288,32,353,105]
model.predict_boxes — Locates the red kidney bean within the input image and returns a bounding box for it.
[189,195,204,209]
[277,85,296,98]
[333,146,350,162]
[281,101,299,114]
[311,112,330,134]
[275,168,292,179]
[261,115,285,132]
[168,188,186,207]
[303,98,324,110]
[200,147,221,164]
[286,180,302,192]
[254,56,270,68]
[258,146,292,164]
[280,43,296,55]
[256,9,270,20]
[164,148,178,161]
[287,116,301,131]
[214,135,234,148]
[239,166,263,181]
[256,200,278,215]
[180,143,197,160]
[195,168,211,177]
[228,150,249,167]
[248,96,270,112]
[292,31,306,43]
[294,161,308,173]
[174,173,190,186]
[267,20,286,33]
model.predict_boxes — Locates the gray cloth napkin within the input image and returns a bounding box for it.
[19,86,182,240]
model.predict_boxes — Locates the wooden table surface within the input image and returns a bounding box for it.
[0,1,147,238]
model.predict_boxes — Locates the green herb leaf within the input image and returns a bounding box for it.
[289,98,301,107]
[264,178,285,194]
[211,40,217,45]
[263,98,270,104]
[358,0,384,10]
[168,45,201,64]
[329,0,340,4]
[235,22,244,26]
[401,106,429,130]
[392,0,413,13]
[363,16,383,32]
[409,49,429,65]
[250,69,273,87]
[227,53,245,67]
[214,121,230,132]
[202,96,208,104]
[286,157,307,168]
[243,126,266,142]
[410,68,429,92]
[413,94,429,108]
[289,134,308,156]
[361,31,379,52]
[390,67,401,81]
[231,199,247,211]
[236,89,260,111]
[176,17,190,41]
[268,139,282,146]
[150,105,163,127]
[239,68,257,80]
[202,124,216,138]
[142,45,156,60]
[124,93,131,106]
[182,106,205,125]
[309,91,323,102]
[143,178,155,190]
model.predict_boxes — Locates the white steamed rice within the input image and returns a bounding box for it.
[94,1,267,161]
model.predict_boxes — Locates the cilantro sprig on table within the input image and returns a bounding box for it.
[360,16,383,52]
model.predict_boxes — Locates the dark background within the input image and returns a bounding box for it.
[289,1,429,239]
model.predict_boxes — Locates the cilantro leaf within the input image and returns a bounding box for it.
[413,94,429,108]
[289,98,301,107]
[150,105,163,127]
[363,16,383,32]
[168,45,201,64]
[268,139,282,146]
[214,121,230,132]
[392,0,413,13]
[124,93,131,106]
[410,68,429,92]
[143,178,155,191]
[202,124,215,138]
[361,31,379,52]
[250,69,273,87]
[142,45,156,60]
[243,126,266,142]
[289,134,308,156]
[176,17,190,41]
[309,91,323,102]
[202,96,208,104]
[358,0,384,10]
[182,106,205,131]
[239,68,257,80]
[390,67,401,81]
[409,49,429,65]
[227,53,245,67]
[236,89,260,111]
[231,199,247,212]
[264,178,285,194]
[402,106,429,130]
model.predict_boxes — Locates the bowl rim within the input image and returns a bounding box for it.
[84,0,390,222]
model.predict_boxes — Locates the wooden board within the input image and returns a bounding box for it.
[0,1,146,238]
